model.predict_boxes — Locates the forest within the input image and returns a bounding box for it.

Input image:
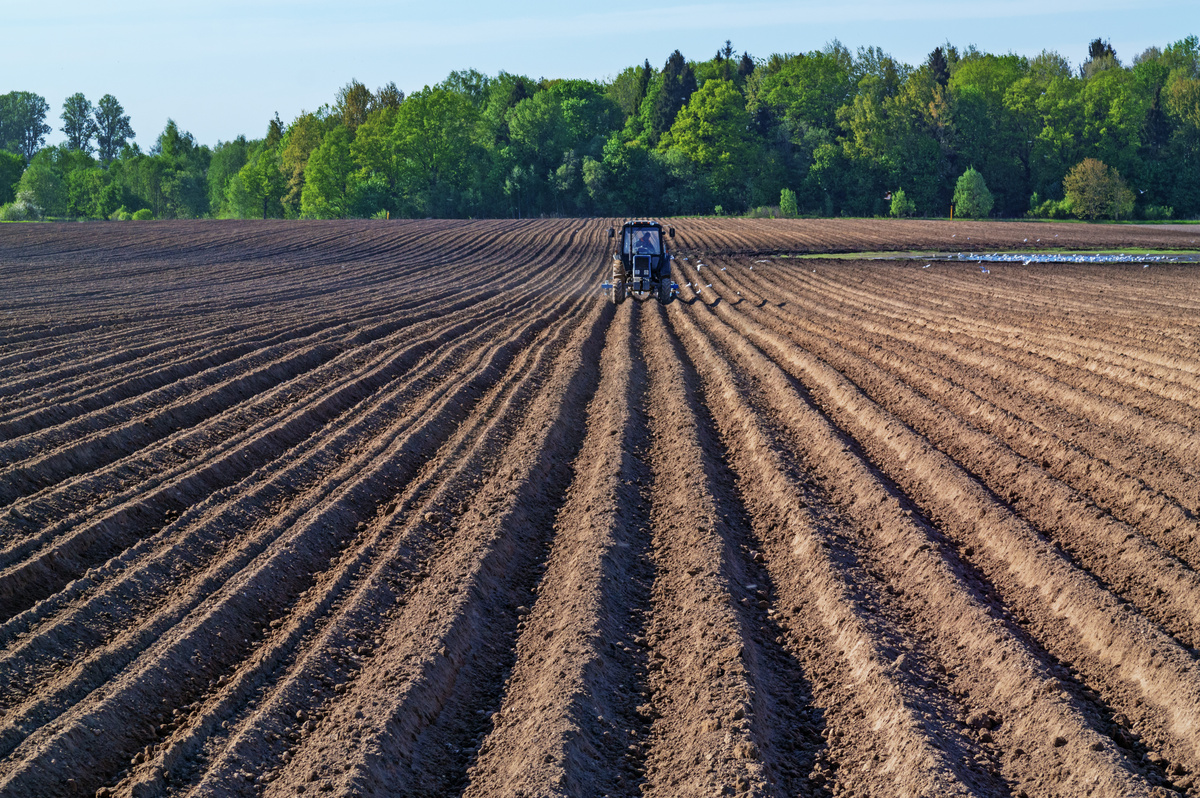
[1,36,1198,222]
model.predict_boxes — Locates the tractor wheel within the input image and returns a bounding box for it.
[611,264,626,304]
[658,277,672,304]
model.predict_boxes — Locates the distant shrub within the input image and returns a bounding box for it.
[132,208,154,221]
[889,189,916,218]
[1142,204,1174,220]
[746,205,781,219]
[1063,158,1134,220]
[713,204,725,216]
[1028,197,1073,219]
[0,190,42,221]
[953,167,994,218]
[780,188,798,218]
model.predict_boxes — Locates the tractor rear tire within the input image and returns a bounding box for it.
[611,264,626,304]
[658,277,672,304]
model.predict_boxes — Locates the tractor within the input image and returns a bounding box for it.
[605,220,678,305]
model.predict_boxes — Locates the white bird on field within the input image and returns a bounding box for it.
[923,264,931,268]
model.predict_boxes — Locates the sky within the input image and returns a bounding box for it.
[8,0,1198,150]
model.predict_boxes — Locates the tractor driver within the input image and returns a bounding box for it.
[634,229,659,254]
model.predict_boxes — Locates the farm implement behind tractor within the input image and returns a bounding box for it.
[604,219,678,305]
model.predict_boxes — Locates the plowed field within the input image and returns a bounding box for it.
[3,217,1200,798]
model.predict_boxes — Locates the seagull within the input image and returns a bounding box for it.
[923,264,931,268]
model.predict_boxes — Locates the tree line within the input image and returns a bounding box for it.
[2,35,1198,222]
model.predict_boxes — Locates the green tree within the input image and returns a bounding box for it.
[949,53,1029,215]
[754,50,853,132]
[0,91,52,161]
[441,69,490,108]
[375,81,404,110]
[650,50,697,141]
[953,167,994,217]
[94,95,134,165]
[658,78,761,212]
[504,79,620,214]
[608,60,654,120]
[0,150,23,204]
[280,112,328,216]
[228,126,286,219]
[780,187,798,216]
[1081,37,1120,79]
[927,47,950,87]
[392,86,482,216]
[61,93,97,154]
[351,106,401,180]
[1063,157,1134,219]
[208,136,252,216]
[301,125,353,218]
[15,149,66,215]
[336,80,374,133]
[889,188,916,217]
[149,119,211,218]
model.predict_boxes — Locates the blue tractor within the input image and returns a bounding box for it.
[607,220,677,305]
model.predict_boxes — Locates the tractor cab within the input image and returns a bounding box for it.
[606,220,676,304]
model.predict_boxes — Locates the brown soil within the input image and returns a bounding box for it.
[1,217,1199,797]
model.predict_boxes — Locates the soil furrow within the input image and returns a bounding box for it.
[668,284,984,797]
[700,283,1200,785]
[463,301,656,798]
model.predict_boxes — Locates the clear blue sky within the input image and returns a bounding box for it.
[10,0,1198,149]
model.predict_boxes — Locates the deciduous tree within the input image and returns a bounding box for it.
[392,86,481,216]
[1063,157,1134,219]
[0,150,23,204]
[94,95,134,165]
[659,78,760,211]
[0,91,51,162]
[336,80,374,133]
[61,93,97,154]
[301,125,353,218]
